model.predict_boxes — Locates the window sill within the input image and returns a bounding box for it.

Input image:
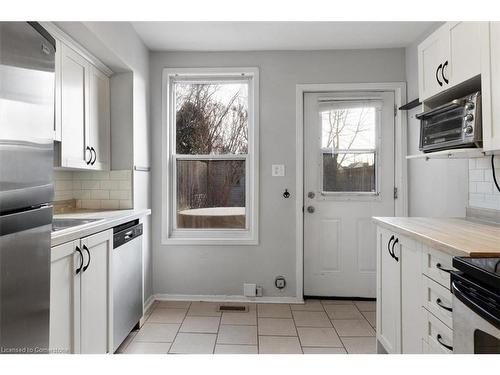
[162,230,258,246]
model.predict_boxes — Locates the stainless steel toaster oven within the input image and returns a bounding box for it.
[417,91,482,153]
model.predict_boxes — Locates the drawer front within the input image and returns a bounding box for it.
[422,308,453,354]
[422,275,453,329]
[422,246,455,289]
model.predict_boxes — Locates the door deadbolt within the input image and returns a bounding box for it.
[307,191,315,199]
[307,206,315,213]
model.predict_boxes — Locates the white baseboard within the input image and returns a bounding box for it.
[143,294,156,313]
[153,293,304,304]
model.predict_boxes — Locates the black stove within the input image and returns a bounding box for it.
[451,257,500,329]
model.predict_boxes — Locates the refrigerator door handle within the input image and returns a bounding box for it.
[0,205,52,237]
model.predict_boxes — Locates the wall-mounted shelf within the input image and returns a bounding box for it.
[406,148,486,160]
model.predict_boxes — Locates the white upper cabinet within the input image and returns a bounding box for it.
[448,22,482,86]
[418,22,484,102]
[418,24,451,101]
[55,37,111,170]
[481,22,500,152]
[88,66,111,170]
[59,43,90,169]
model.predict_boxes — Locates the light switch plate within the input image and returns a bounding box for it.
[272,164,285,177]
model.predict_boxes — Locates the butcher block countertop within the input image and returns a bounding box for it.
[373,217,500,257]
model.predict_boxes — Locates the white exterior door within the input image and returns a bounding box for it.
[303,91,395,297]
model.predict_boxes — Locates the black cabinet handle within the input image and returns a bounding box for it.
[85,146,92,164]
[442,61,449,84]
[436,63,443,86]
[436,334,453,351]
[90,147,96,165]
[391,238,399,262]
[387,235,395,259]
[75,246,84,274]
[436,263,453,273]
[436,298,452,312]
[82,244,91,272]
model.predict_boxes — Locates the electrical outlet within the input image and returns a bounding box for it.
[244,283,257,297]
[272,164,285,177]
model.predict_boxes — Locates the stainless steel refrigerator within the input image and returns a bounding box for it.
[0,22,55,353]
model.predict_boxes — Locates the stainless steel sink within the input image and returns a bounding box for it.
[52,218,104,232]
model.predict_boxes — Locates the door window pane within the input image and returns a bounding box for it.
[323,152,375,192]
[175,82,248,155]
[176,159,246,229]
[321,105,376,150]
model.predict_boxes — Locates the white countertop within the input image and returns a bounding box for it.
[51,209,151,247]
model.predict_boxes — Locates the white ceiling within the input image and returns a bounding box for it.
[131,21,440,52]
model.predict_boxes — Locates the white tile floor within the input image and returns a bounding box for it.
[116,299,377,354]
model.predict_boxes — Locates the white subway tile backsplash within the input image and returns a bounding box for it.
[469,169,483,182]
[91,190,110,200]
[100,180,120,190]
[53,169,133,210]
[119,200,132,209]
[476,181,493,194]
[80,199,101,210]
[469,155,500,211]
[100,200,120,210]
[109,190,131,200]
[118,179,131,190]
[110,170,131,180]
[81,180,101,190]
[475,157,491,169]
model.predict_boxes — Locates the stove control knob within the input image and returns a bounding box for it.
[464,125,474,134]
[465,102,475,111]
[464,114,474,122]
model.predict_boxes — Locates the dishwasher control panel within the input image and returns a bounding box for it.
[113,220,143,249]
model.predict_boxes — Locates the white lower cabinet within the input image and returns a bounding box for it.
[376,228,402,354]
[49,240,81,354]
[50,229,113,354]
[376,225,455,354]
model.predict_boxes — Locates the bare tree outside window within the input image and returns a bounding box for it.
[174,81,249,228]
[321,105,377,192]
[175,83,248,155]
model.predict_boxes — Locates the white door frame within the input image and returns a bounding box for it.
[295,82,408,300]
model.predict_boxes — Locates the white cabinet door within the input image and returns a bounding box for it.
[418,24,450,101]
[376,227,401,354]
[482,22,500,152]
[88,66,110,170]
[448,22,482,86]
[80,229,113,354]
[400,236,423,354]
[60,43,91,168]
[49,240,81,354]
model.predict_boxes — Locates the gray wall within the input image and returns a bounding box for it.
[405,33,468,217]
[150,49,406,298]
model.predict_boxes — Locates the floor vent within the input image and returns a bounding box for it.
[217,305,248,312]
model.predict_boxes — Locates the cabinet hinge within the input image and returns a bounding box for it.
[393,187,398,199]
[394,105,398,117]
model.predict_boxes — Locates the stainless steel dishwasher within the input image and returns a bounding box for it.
[112,220,143,353]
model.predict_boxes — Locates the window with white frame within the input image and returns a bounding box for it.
[319,100,381,195]
[163,68,259,244]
